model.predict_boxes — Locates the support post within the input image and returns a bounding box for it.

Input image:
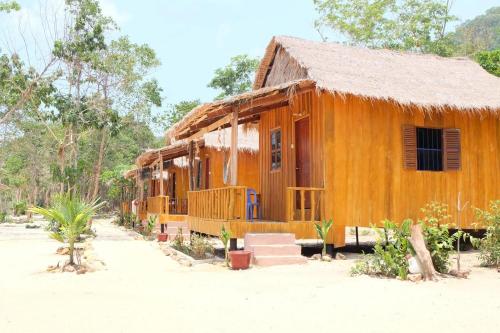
[188,141,195,191]
[229,108,238,186]
[355,227,359,247]
[159,153,164,196]
[160,224,165,234]
[230,238,237,251]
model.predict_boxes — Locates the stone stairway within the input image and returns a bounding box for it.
[244,233,307,267]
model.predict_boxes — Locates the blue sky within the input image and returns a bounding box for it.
[11,0,500,107]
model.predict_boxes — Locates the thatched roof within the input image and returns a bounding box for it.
[166,79,315,140]
[200,124,259,153]
[254,36,500,111]
[137,124,259,168]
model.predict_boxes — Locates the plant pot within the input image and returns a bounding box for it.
[157,233,168,242]
[229,250,252,270]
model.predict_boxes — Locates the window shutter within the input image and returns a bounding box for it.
[402,125,417,169]
[443,128,461,171]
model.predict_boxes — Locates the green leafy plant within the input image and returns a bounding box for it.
[145,215,156,236]
[352,219,413,279]
[190,234,215,260]
[471,200,500,268]
[13,201,27,216]
[420,201,467,273]
[314,219,333,256]
[0,211,6,223]
[219,225,231,265]
[172,227,189,254]
[30,195,105,265]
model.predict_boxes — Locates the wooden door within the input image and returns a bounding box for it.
[295,117,311,208]
[205,158,210,189]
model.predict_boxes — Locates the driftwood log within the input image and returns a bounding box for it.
[409,224,438,281]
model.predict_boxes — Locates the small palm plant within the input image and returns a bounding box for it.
[219,225,231,265]
[314,219,334,257]
[30,195,105,266]
[145,215,157,236]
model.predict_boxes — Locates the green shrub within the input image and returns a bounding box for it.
[219,225,231,265]
[13,201,27,216]
[472,200,500,267]
[144,216,156,236]
[190,234,214,259]
[351,219,412,279]
[172,227,189,253]
[421,202,467,273]
[0,211,6,223]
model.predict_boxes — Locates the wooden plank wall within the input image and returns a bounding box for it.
[198,147,260,191]
[259,91,324,221]
[323,92,500,229]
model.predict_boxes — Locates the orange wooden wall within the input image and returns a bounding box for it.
[258,90,500,238]
[322,92,500,229]
[198,147,260,191]
[259,91,324,221]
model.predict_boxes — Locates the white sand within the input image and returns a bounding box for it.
[0,218,498,333]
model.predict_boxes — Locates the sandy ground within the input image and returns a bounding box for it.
[0,218,498,333]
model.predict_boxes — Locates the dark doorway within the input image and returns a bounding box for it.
[205,158,210,189]
[295,117,311,208]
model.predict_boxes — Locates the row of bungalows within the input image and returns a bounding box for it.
[126,35,500,249]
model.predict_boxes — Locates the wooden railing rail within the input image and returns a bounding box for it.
[146,195,169,215]
[188,186,247,220]
[169,198,188,215]
[286,187,325,222]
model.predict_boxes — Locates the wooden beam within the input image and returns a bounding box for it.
[229,108,238,186]
[159,152,164,196]
[182,113,233,141]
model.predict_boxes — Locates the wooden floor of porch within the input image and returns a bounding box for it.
[188,216,333,243]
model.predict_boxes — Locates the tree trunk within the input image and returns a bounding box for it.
[409,224,438,281]
[91,128,107,202]
[68,240,75,265]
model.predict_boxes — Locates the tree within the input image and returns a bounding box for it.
[0,1,19,12]
[313,0,457,56]
[475,49,500,77]
[453,7,500,56]
[207,54,260,100]
[30,195,105,266]
[163,99,200,129]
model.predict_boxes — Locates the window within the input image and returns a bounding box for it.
[417,127,443,171]
[402,125,461,172]
[271,128,282,170]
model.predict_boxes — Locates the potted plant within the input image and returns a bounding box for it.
[229,250,252,270]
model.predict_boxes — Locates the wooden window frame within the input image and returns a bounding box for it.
[402,125,461,172]
[270,127,282,171]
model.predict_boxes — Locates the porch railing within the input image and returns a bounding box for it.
[147,195,169,215]
[188,186,247,220]
[169,198,188,215]
[286,187,325,222]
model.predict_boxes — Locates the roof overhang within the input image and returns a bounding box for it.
[167,79,316,141]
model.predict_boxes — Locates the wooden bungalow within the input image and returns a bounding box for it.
[126,125,259,234]
[167,36,500,248]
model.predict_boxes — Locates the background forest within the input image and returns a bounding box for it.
[0,0,498,215]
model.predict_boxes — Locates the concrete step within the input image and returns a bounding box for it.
[253,255,307,267]
[166,222,188,228]
[246,244,301,256]
[244,233,296,246]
